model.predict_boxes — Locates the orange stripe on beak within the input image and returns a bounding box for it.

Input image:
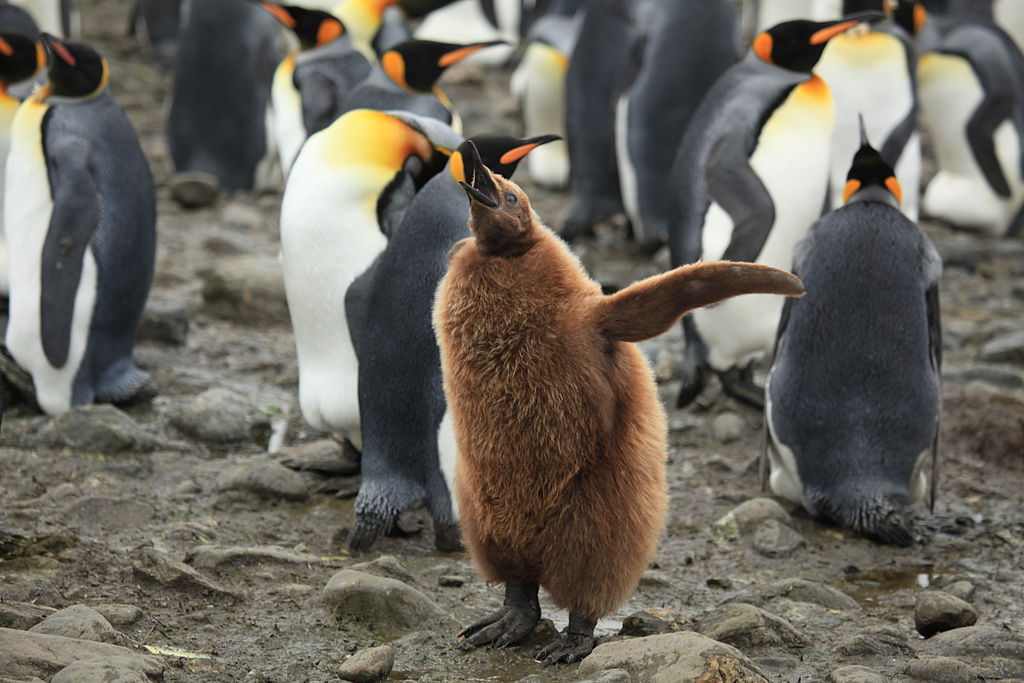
[753,32,773,64]
[449,151,465,183]
[810,20,859,45]
[885,176,902,205]
[499,142,542,165]
[262,3,296,28]
[317,19,343,45]
[842,179,861,204]
[48,38,76,66]
[0,37,13,57]
[437,44,488,68]
[381,50,405,87]
[914,4,927,33]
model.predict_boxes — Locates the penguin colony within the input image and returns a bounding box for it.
[0,0,1021,669]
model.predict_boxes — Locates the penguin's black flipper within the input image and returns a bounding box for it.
[965,84,1014,197]
[926,281,942,513]
[704,136,776,263]
[40,141,98,369]
[297,69,346,137]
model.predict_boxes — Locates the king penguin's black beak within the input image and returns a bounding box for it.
[459,141,500,208]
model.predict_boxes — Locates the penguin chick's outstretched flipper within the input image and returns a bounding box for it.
[441,142,804,665]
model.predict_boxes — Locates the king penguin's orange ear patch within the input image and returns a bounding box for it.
[884,176,902,206]
[843,179,862,204]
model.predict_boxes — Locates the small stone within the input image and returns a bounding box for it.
[826,665,885,683]
[37,405,160,454]
[321,570,444,634]
[278,439,360,476]
[834,628,910,656]
[726,578,861,612]
[580,670,631,683]
[638,569,672,588]
[619,607,687,637]
[0,627,163,680]
[980,330,1024,364]
[216,460,309,501]
[350,555,416,584]
[200,253,289,324]
[66,498,156,531]
[28,605,125,645]
[711,412,745,443]
[337,645,395,683]
[168,387,273,444]
[921,624,1024,659]
[944,581,975,602]
[132,549,238,598]
[137,299,189,346]
[915,591,978,638]
[578,631,767,682]
[187,544,320,569]
[438,574,466,587]
[944,364,1024,389]
[50,661,152,683]
[752,519,806,558]
[90,604,143,628]
[170,171,219,208]
[906,657,980,683]
[709,498,791,540]
[0,601,57,630]
[697,603,805,649]
[221,202,265,231]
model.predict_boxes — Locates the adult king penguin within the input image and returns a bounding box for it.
[167,0,283,204]
[436,142,804,664]
[917,5,1024,236]
[5,35,155,415]
[668,15,877,408]
[347,132,560,551]
[280,108,458,463]
[615,0,740,244]
[765,127,941,546]
[815,0,922,220]
[0,27,43,297]
[262,4,371,173]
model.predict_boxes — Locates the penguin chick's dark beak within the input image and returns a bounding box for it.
[459,141,500,208]
[41,33,75,65]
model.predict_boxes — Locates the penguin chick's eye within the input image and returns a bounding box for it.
[504,192,518,205]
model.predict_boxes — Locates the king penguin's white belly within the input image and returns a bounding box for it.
[280,135,390,440]
[763,373,807,508]
[512,41,569,190]
[919,52,1024,236]
[272,55,306,176]
[816,32,919,219]
[5,98,97,415]
[696,76,835,372]
[0,94,20,295]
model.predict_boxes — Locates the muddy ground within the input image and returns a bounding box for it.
[1,1,1023,681]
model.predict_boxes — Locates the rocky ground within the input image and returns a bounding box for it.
[1,1,1023,681]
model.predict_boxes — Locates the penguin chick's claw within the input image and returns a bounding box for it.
[536,613,596,666]
[458,582,540,650]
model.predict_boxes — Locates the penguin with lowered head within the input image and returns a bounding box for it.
[765,124,942,546]
[5,34,155,414]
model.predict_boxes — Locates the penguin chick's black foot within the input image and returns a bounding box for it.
[459,582,540,650]
[536,612,596,666]
[719,364,765,409]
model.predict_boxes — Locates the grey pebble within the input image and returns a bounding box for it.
[137,299,189,346]
[321,570,444,634]
[168,387,273,444]
[915,591,979,638]
[697,603,806,649]
[711,411,745,443]
[826,665,886,683]
[29,605,127,646]
[217,460,309,501]
[752,519,806,558]
[200,253,289,324]
[38,405,160,454]
[337,644,395,683]
[980,330,1024,364]
[905,656,982,683]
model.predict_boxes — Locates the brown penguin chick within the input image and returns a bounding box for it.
[433,143,805,666]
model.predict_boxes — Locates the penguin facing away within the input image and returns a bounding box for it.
[0,28,44,297]
[615,0,741,244]
[5,34,155,415]
[167,0,283,199]
[917,6,1024,235]
[346,132,560,551]
[262,3,372,173]
[814,0,922,221]
[765,128,941,546]
[668,16,874,409]
[280,108,460,453]
[435,142,804,664]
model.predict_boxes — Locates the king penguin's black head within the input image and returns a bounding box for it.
[381,39,504,93]
[0,31,44,87]
[261,4,345,50]
[843,117,903,207]
[753,15,883,71]
[892,0,928,35]
[41,34,107,98]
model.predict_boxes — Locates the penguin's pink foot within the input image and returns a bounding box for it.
[535,613,596,666]
[458,582,539,650]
